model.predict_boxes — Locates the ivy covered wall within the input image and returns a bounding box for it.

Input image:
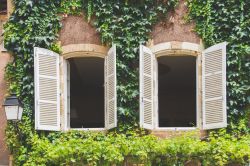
[0,36,10,166]
[187,0,250,132]
[59,15,102,46]
[152,0,200,44]
[1,0,250,165]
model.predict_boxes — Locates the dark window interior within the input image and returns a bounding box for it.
[0,0,7,14]
[158,56,196,127]
[69,57,104,128]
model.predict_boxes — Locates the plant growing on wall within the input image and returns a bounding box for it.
[187,0,250,134]
[2,0,250,165]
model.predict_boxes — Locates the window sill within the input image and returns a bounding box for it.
[153,127,197,131]
[67,128,106,131]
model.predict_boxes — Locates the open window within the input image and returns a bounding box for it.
[68,57,105,128]
[34,45,117,131]
[158,56,196,128]
[139,42,227,130]
[0,0,7,14]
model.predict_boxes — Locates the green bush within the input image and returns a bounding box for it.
[21,131,250,165]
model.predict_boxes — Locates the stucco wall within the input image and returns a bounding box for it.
[151,0,200,45]
[59,1,201,47]
[0,53,10,166]
[0,17,10,166]
[59,15,102,46]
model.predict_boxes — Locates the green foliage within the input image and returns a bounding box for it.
[81,0,178,131]
[59,0,83,15]
[4,0,61,165]
[18,131,250,165]
[207,130,250,165]
[2,0,250,165]
[187,0,250,132]
[4,0,61,104]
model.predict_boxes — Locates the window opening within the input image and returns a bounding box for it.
[0,0,7,14]
[69,57,104,128]
[158,56,196,127]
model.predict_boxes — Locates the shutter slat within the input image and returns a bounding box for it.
[105,45,117,129]
[202,42,227,130]
[34,47,60,131]
[140,45,154,130]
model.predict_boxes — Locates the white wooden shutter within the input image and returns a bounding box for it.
[202,42,227,130]
[34,47,60,131]
[105,45,117,129]
[139,45,154,130]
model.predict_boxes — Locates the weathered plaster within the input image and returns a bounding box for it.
[151,0,200,44]
[0,11,10,165]
[59,15,102,46]
[0,52,11,165]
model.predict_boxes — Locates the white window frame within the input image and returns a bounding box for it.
[63,58,106,131]
[0,40,7,52]
[154,56,199,131]
[62,44,117,131]
[1,28,7,52]
[142,41,226,131]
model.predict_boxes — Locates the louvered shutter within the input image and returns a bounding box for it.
[139,45,154,130]
[105,45,117,129]
[202,42,227,130]
[34,47,60,131]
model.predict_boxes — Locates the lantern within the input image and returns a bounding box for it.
[3,94,23,121]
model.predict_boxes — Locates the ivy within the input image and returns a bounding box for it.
[81,0,178,131]
[2,0,250,165]
[187,0,250,133]
[4,0,62,164]
[59,0,83,15]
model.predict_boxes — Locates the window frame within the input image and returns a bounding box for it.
[61,44,116,131]
[148,42,203,131]
[0,0,14,19]
[154,55,199,131]
[63,57,106,131]
[0,0,7,15]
